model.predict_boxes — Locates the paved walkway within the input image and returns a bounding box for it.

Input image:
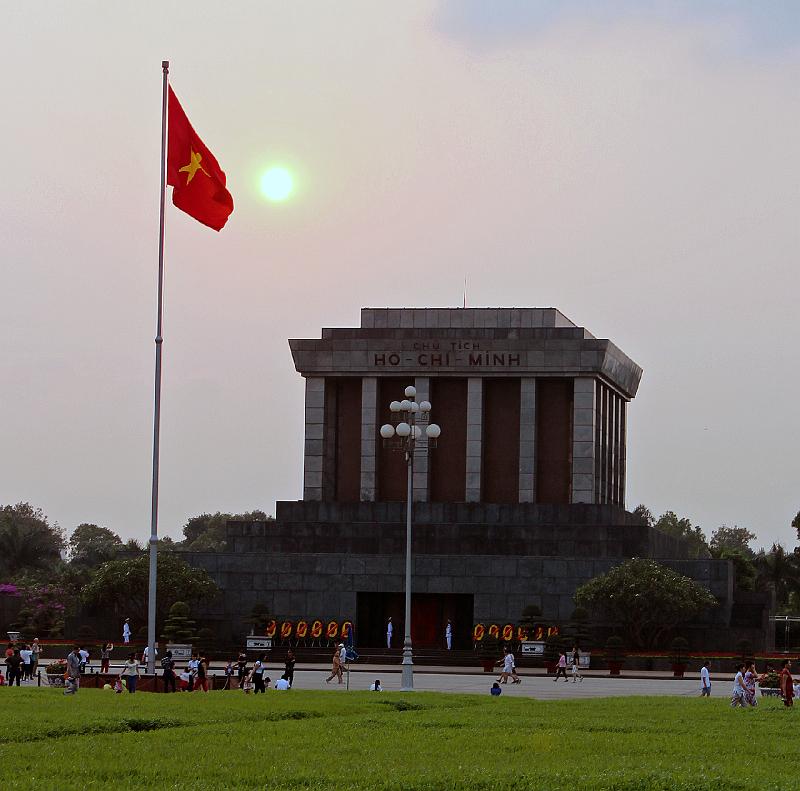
[286,668,721,699]
[34,657,733,699]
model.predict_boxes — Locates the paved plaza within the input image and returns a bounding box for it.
[287,668,719,699]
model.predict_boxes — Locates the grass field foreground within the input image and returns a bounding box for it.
[0,688,794,790]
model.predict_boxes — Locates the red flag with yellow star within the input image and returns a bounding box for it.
[167,86,233,231]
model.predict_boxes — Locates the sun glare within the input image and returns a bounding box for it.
[260,166,294,202]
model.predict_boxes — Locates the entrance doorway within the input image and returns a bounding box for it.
[356,592,473,650]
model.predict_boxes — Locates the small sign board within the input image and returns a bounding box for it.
[246,636,272,651]
[567,651,591,669]
[166,643,192,661]
[521,641,545,655]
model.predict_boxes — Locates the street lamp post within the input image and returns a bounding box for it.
[380,385,442,691]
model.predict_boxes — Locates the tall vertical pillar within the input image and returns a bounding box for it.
[571,377,597,504]
[413,376,430,502]
[303,377,326,501]
[518,378,536,503]
[359,377,377,502]
[465,377,483,502]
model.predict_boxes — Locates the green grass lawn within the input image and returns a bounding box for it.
[0,688,793,790]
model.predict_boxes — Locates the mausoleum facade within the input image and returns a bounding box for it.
[185,308,770,651]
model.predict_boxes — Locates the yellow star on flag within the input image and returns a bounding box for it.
[179,149,210,184]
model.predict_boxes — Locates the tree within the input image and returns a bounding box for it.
[793,511,800,542]
[575,558,718,649]
[631,505,655,527]
[755,544,799,609]
[710,525,757,559]
[81,552,219,627]
[654,511,709,559]
[715,548,757,592]
[69,523,122,568]
[566,607,592,649]
[161,601,197,643]
[243,602,272,634]
[182,510,269,552]
[0,503,64,576]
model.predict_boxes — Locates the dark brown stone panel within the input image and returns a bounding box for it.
[535,378,573,504]
[429,377,468,502]
[334,377,362,502]
[481,378,521,503]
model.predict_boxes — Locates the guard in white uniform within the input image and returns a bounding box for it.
[386,617,393,648]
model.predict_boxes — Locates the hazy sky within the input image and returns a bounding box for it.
[2,2,798,549]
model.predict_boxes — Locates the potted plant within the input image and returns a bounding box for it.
[669,637,690,678]
[45,660,67,687]
[605,636,626,676]
[479,634,501,673]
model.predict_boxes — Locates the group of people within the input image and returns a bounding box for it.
[226,649,295,693]
[553,647,584,683]
[3,639,41,685]
[729,659,796,708]
[326,643,349,684]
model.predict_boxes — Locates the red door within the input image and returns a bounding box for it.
[411,595,441,648]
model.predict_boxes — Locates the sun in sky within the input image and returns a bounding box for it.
[260,166,294,202]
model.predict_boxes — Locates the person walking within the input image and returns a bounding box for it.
[252,654,267,694]
[779,659,794,708]
[731,663,746,707]
[5,649,22,687]
[237,650,248,689]
[162,650,176,693]
[31,638,40,674]
[284,649,296,687]
[100,642,113,674]
[142,644,158,667]
[445,620,452,651]
[325,647,343,684]
[120,653,140,693]
[570,646,583,683]
[554,651,569,682]
[19,644,32,681]
[122,618,131,645]
[700,660,711,697]
[66,646,83,691]
[743,661,758,707]
[386,617,393,649]
[194,655,209,692]
[497,647,520,684]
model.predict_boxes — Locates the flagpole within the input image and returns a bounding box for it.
[147,59,169,677]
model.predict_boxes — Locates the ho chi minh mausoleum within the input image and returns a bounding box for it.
[187,308,771,651]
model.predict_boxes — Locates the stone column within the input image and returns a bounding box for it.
[518,378,536,503]
[413,376,430,503]
[466,377,483,502]
[303,377,325,501]
[571,377,597,504]
[359,377,377,502]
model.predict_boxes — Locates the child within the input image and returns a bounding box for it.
[241,672,254,694]
[113,679,123,694]
[490,682,502,696]
[0,669,5,686]
[179,669,192,692]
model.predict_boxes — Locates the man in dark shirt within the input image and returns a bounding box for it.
[5,649,22,686]
[162,650,176,693]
